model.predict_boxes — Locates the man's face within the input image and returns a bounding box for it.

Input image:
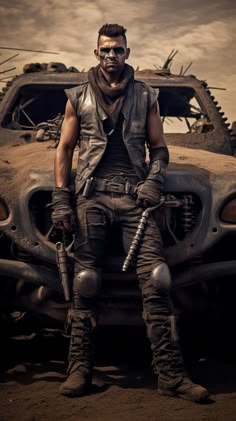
[94,35,130,73]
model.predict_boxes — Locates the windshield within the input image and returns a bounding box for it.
[2,84,213,135]
[157,86,213,134]
[2,85,68,130]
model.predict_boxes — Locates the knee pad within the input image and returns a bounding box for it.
[151,262,172,292]
[74,269,101,298]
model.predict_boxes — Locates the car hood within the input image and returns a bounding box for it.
[0,140,236,205]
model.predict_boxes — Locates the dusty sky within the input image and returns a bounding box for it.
[0,0,235,123]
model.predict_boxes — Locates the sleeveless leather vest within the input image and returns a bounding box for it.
[65,80,158,194]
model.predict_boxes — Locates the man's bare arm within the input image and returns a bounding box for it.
[54,100,79,187]
[146,102,167,149]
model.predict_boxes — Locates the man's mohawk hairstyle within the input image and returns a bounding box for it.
[98,23,127,44]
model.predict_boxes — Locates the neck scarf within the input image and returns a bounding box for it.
[88,63,134,127]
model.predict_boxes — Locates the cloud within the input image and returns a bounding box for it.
[0,0,235,123]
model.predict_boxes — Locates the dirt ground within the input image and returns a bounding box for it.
[1,325,236,421]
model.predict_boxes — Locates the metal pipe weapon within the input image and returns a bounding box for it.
[56,241,71,302]
[122,196,183,272]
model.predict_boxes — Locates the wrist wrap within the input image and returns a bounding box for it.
[147,146,169,187]
[51,187,74,226]
[52,187,71,207]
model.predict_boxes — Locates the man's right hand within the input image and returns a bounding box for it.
[51,187,75,231]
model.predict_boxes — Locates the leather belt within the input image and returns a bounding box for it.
[94,178,137,195]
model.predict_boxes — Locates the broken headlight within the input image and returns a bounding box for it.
[220,198,236,223]
[0,197,9,221]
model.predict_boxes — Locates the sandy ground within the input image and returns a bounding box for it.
[1,326,236,421]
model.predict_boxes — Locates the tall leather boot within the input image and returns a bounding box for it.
[145,313,209,402]
[59,310,95,397]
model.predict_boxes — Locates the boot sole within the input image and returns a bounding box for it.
[158,388,209,403]
[59,383,91,398]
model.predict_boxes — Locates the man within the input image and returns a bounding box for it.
[52,23,209,402]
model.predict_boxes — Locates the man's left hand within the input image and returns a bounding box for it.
[136,179,162,209]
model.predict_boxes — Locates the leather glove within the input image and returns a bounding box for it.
[136,179,162,209]
[51,187,75,231]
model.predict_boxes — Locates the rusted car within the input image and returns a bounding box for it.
[1,62,236,329]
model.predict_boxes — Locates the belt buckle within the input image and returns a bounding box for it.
[108,182,123,193]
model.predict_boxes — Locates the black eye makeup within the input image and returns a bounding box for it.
[99,47,126,57]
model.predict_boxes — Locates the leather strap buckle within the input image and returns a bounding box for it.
[106,182,124,193]
[93,178,137,195]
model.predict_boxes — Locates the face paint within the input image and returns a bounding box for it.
[99,47,126,59]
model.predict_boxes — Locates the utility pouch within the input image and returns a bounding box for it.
[82,177,95,198]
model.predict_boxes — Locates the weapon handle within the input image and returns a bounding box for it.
[122,214,148,271]
[56,241,71,302]
[122,198,165,272]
